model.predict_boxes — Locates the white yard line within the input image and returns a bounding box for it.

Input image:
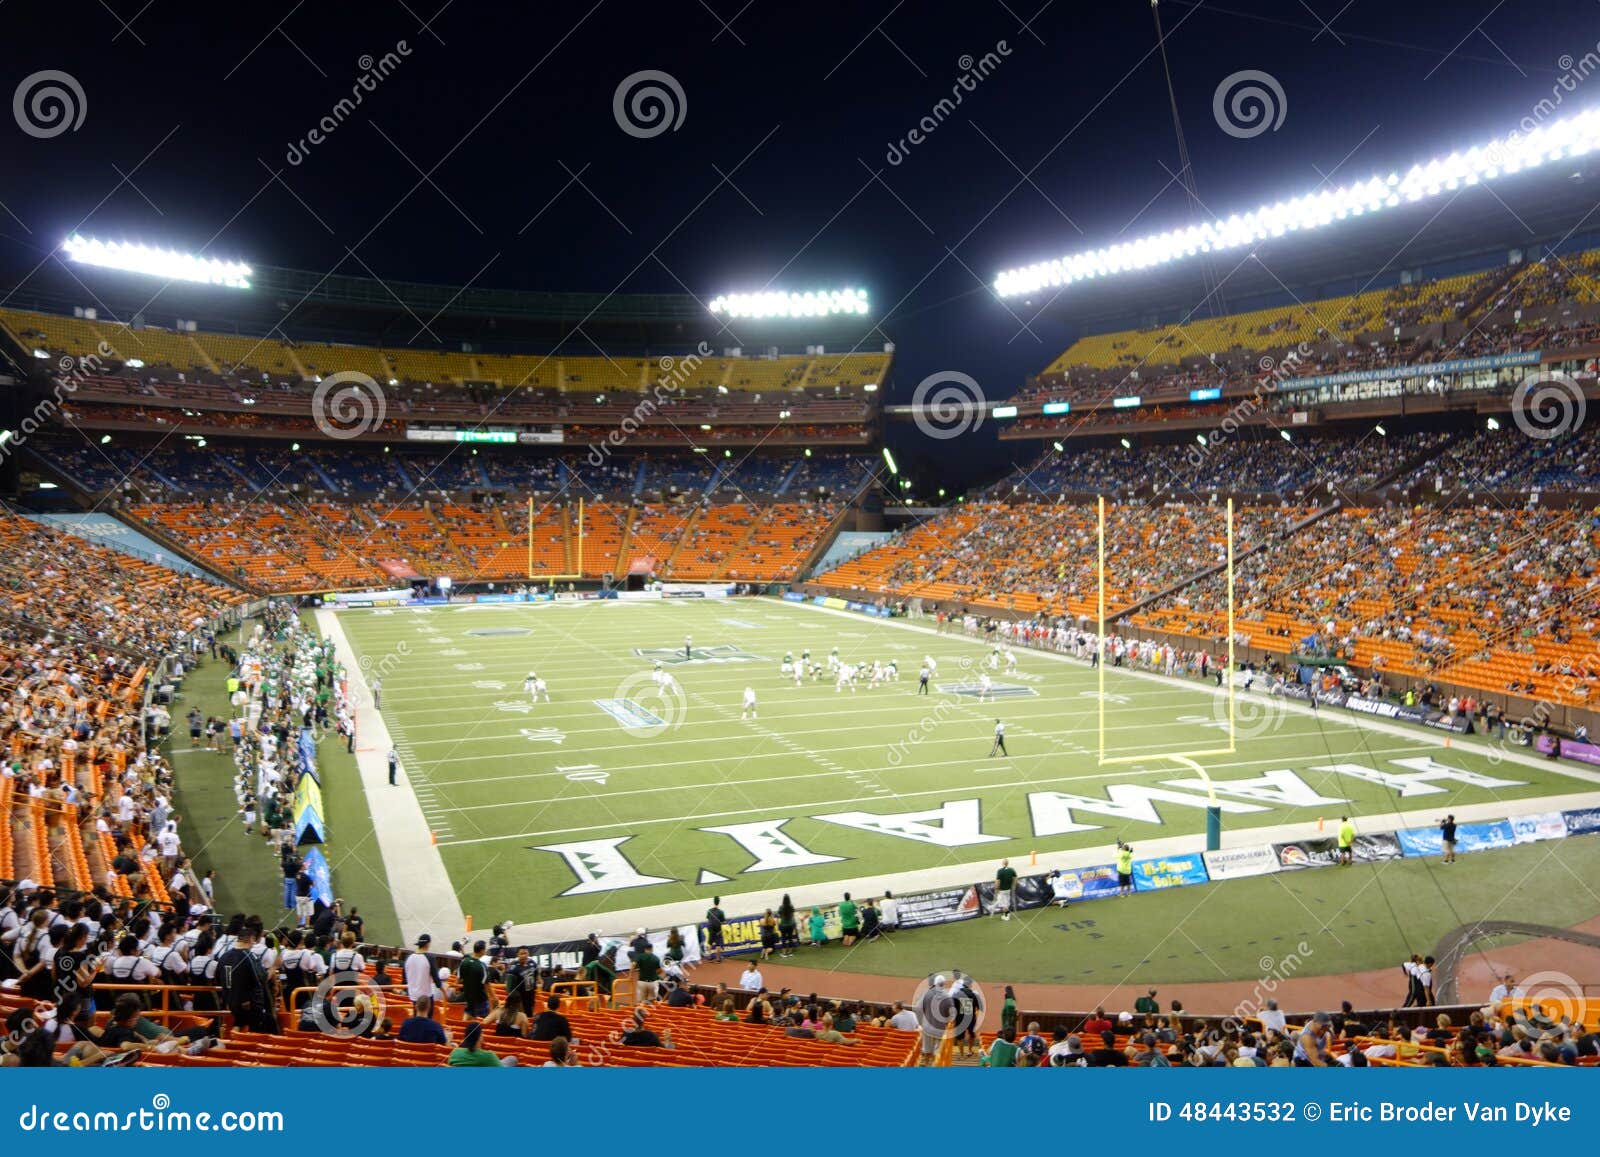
[427,742,1441,822]
[315,608,467,946]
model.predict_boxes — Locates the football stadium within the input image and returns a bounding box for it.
[3,3,1600,1100]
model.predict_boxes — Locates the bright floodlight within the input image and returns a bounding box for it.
[993,105,1600,298]
[63,234,253,289]
[708,287,869,318]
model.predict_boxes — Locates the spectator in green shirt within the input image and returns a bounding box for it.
[457,940,492,1020]
[1134,988,1160,1016]
[448,1022,510,1067]
[634,946,663,1003]
[1000,986,1018,1035]
[585,945,618,1002]
[984,1026,1020,1067]
[994,859,1018,920]
[808,906,826,947]
[839,893,859,946]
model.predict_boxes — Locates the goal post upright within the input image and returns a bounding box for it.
[1097,495,1106,764]
[525,494,584,584]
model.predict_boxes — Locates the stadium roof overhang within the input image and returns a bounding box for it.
[1,260,883,355]
[1004,157,1600,334]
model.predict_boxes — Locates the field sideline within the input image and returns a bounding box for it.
[327,597,1600,949]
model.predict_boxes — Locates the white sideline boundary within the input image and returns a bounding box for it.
[337,597,1600,948]
[315,608,466,946]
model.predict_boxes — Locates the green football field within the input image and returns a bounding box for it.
[331,596,1600,959]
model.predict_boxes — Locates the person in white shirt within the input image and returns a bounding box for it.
[888,1002,919,1031]
[156,822,181,875]
[741,687,757,720]
[879,892,899,929]
[739,961,764,992]
[1259,998,1287,1036]
[1488,972,1514,1008]
[329,932,366,978]
[103,934,160,988]
[404,934,438,1003]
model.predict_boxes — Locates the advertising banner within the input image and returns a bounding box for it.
[1131,852,1209,891]
[1283,349,1540,390]
[1045,864,1122,902]
[1273,833,1402,870]
[1396,820,1516,857]
[1509,811,1568,844]
[301,847,335,907]
[1203,844,1281,880]
[1563,806,1600,835]
[894,884,982,928]
[1538,735,1600,765]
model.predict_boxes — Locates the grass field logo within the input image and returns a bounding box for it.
[935,680,1036,699]
[633,644,765,665]
[601,670,687,736]
[1512,369,1585,440]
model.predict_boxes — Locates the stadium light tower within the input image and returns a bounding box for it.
[708,287,869,318]
[993,104,1600,297]
[62,234,253,289]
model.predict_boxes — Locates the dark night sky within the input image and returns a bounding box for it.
[2,1,1597,486]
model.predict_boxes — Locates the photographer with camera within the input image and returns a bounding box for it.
[1116,840,1135,896]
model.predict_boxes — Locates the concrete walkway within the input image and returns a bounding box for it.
[316,609,466,946]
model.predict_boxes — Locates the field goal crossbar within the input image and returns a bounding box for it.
[1095,496,1236,809]
[527,495,585,582]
